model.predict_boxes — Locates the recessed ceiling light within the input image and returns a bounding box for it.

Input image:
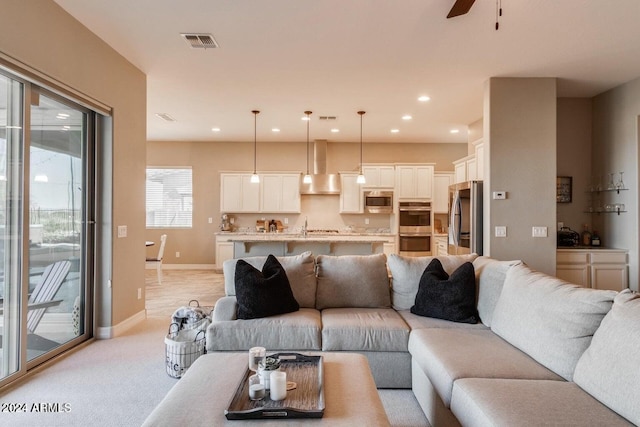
[272,128,280,132]
[450,129,460,134]
[211,127,221,132]
[331,128,340,133]
[402,115,412,120]
[418,95,431,102]
[56,113,70,120]
[391,129,400,133]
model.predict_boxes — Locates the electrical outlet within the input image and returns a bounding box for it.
[176,251,180,258]
[365,218,370,225]
[208,217,213,224]
[492,191,507,200]
[532,226,548,237]
[284,218,289,225]
[495,226,507,237]
[117,225,127,238]
[137,288,142,299]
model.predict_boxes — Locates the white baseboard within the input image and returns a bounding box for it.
[95,309,146,339]
[145,263,216,270]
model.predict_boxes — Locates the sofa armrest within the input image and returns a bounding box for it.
[212,296,238,321]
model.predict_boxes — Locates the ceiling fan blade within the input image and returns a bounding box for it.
[447,0,476,18]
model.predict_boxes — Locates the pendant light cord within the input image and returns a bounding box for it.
[305,111,312,176]
[358,111,365,173]
[252,110,259,174]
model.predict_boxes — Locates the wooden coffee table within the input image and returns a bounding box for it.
[142,352,390,426]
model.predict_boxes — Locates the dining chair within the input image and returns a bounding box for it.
[146,234,167,284]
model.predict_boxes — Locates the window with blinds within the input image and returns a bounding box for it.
[146,168,193,228]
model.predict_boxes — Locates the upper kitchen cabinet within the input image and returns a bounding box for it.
[433,172,453,213]
[220,173,300,213]
[362,164,395,188]
[261,174,301,213]
[340,173,364,213]
[395,164,434,200]
[220,173,260,212]
[453,140,484,184]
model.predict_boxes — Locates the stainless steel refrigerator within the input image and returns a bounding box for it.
[448,181,483,255]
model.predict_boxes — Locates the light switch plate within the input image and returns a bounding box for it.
[495,226,507,237]
[492,191,507,200]
[532,226,548,237]
[117,225,127,238]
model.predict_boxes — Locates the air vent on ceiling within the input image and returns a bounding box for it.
[180,33,219,49]
[318,116,337,121]
[155,113,176,122]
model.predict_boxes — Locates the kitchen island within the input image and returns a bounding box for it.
[215,232,396,268]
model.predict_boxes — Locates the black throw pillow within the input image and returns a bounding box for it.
[234,254,299,319]
[410,259,478,324]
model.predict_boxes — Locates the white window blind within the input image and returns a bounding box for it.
[146,168,192,228]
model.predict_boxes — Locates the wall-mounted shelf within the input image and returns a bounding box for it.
[586,188,628,195]
[584,209,626,216]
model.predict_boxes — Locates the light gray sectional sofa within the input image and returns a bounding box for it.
[206,251,640,426]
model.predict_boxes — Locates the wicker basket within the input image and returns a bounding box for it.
[165,323,206,378]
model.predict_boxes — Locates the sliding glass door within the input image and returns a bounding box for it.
[0,71,95,383]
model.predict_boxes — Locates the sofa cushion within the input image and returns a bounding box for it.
[387,254,478,311]
[491,264,617,381]
[410,259,478,324]
[321,307,410,352]
[472,256,522,326]
[315,253,390,309]
[206,308,322,351]
[408,328,562,407]
[223,251,317,308]
[234,254,299,319]
[451,378,633,427]
[398,309,489,331]
[573,290,640,425]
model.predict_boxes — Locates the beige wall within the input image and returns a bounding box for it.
[556,98,593,234]
[484,78,557,274]
[0,0,147,329]
[592,77,640,290]
[146,140,467,265]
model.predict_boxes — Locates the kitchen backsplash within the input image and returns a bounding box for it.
[225,195,393,233]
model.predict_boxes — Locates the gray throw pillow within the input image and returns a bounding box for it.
[234,254,299,319]
[411,259,478,324]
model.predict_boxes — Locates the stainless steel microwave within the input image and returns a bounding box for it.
[364,190,393,214]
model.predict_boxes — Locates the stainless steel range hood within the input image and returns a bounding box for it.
[300,140,341,195]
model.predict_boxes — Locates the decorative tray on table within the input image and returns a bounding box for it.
[224,353,324,420]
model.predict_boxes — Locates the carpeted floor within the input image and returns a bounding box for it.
[0,269,429,426]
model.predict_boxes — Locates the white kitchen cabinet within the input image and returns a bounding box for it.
[556,249,628,291]
[434,235,448,256]
[221,173,300,214]
[215,239,234,269]
[260,173,301,213]
[220,173,260,212]
[383,242,396,256]
[340,173,363,213]
[453,155,475,184]
[396,165,434,200]
[362,164,395,188]
[433,172,453,213]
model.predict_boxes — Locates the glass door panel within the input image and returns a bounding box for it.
[26,91,89,362]
[0,74,24,381]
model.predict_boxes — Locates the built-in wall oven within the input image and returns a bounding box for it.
[398,201,432,256]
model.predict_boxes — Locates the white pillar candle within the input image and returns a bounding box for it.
[270,371,287,401]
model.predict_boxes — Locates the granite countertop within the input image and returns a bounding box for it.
[215,231,395,242]
[557,246,626,251]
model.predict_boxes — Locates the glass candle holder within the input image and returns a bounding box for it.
[248,374,265,400]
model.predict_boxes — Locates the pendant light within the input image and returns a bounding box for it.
[250,110,260,183]
[303,111,312,184]
[356,111,366,184]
